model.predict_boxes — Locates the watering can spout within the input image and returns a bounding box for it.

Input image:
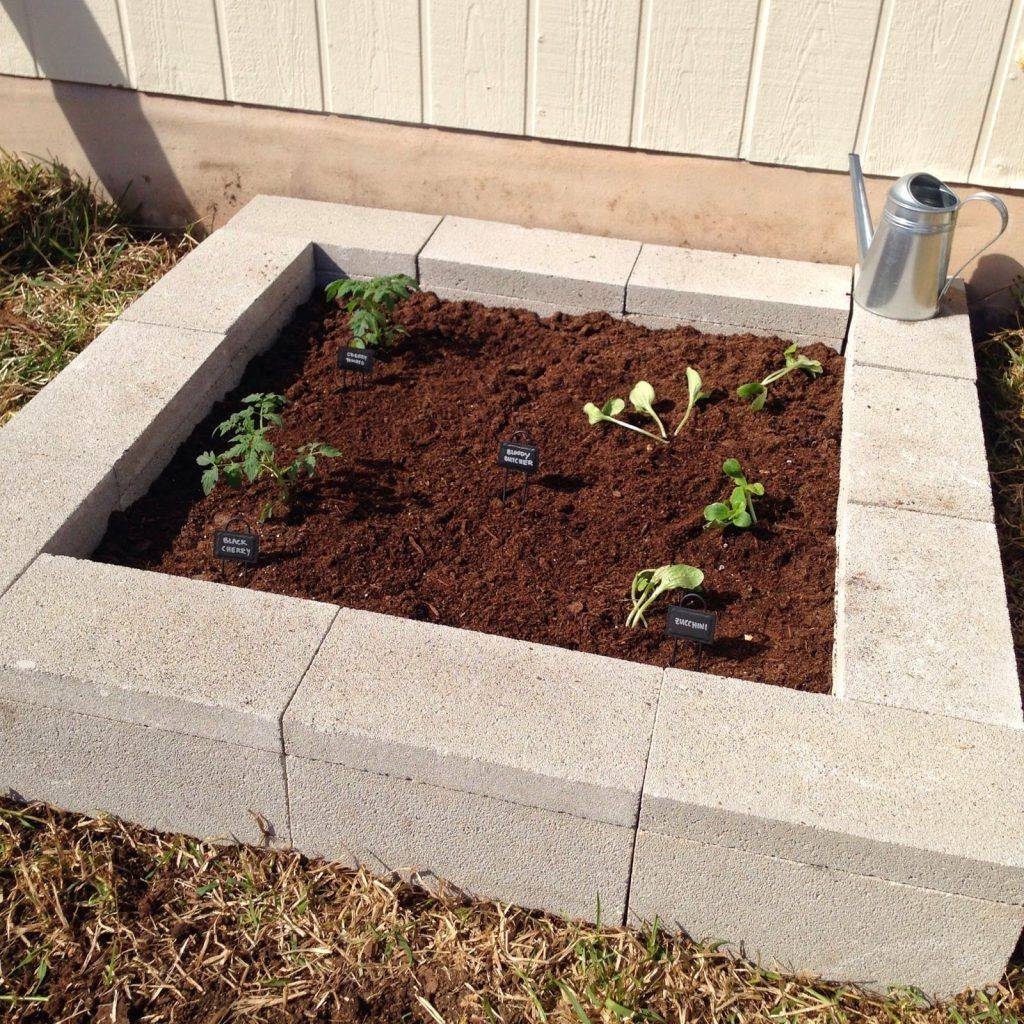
[849,153,873,263]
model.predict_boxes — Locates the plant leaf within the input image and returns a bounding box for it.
[657,564,704,592]
[733,510,752,528]
[629,380,666,438]
[603,397,625,417]
[722,458,741,478]
[704,502,730,522]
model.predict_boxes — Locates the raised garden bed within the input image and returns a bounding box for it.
[95,292,842,693]
[0,196,1021,998]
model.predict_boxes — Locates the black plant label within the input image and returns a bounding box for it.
[213,530,259,564]
[499,441,539,474]
[338,347,375,373]
[666,605,717,644]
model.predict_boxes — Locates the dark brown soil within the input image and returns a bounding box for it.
[96,291,843,692]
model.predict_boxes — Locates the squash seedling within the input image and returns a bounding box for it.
[673,367,710,435]
[197,392,341,523]
[737,344,823,410]
[584,395,668,444]
[324,273,418,349]
[704,458,764,530]
[627,563,705,628]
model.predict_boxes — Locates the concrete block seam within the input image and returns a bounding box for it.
[839,267,855,356]
[620,244,644,317]
[847,494,994,528]
[628,311,845,342]
[414,216,446,284]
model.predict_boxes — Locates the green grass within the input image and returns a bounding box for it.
[0,150,193,425]
[1,153,1023,1022]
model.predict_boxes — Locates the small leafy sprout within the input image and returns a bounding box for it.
[197,392,341,523]
[737,343,823,410]
[627,564,705,628]
[703,458,765,530]
[324,273,418,349]
[673,367,710,435]
[629,381,667,439]
[583,393,668,444]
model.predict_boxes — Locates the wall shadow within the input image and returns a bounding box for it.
[2,0,198,228]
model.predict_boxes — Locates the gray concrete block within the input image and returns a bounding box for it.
[225,194,441,279]
[426,284,596,317]
[840,362,992,522]
[624,313,840,350]
[284,607,661,826]
[419,216,641,314]
[121,229,313,343]
[627,245,852,340]
[0,453,117,598]
[848,279,975,381]
[287,756,634,923]
[836,502,1020,727]
[640,669,1024,905]
[0,555,338,751]
[628,830,1023,997]
[1,697,289,846]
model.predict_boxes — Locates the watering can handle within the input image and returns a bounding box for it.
[939,192,1009,301]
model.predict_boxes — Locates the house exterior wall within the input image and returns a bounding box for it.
[1,0,1023,189]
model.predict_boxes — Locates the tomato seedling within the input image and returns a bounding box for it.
[197,392,341,523]
[703,458,764,530]
[324,273,418,349]
[737,344,822,410]
[627,563,705,628]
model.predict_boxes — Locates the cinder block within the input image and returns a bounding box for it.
[225,194,442,279]
[0,453,117,598]
[1,697,289,847]
[840,362,992,521]
[624,313,840,350]
[426,284,595,318]
[628,830,1023,997]
[848,279,975,381]
[287,756,634,923]
[627,245,852,340]
[284,607,661,825]
[639,669,1024,905]
[0,321,232,508]
[419,216,641,314]
[836,503,1020,727]
[121,229,313,344]
[0,555,338,752]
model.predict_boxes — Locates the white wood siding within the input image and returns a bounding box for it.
[6,0,1023,187]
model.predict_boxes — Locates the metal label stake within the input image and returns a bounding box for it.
[666,593,717,670]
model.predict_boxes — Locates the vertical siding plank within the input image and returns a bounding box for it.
[0,0,36,77]
[218,0,322,110]
[969,0,1024,187]
[424,0,527,133]
[632,0,759,156]
[321,0,421,121]
[26,0,129,86]
[861,0,1012,181]
[529,0,641,147]
[743,0,881,171]
[122,0,224,99]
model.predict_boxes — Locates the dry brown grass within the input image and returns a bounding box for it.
[1,799,1021,1024]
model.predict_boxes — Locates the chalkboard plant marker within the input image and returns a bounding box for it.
[672,367,710,435]
[196,392,341,523]
[626,563,704,628]
[737,343,823,411]
[337,345,375,389]
[213,516,260,576]
[703,458,765,530]
[498,431,539,510]
[324,273,418,349]
[666,592,718,670]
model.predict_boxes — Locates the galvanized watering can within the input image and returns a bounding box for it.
[848,152,1008,320]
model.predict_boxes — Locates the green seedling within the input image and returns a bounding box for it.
[197,392,341,523]
[584,395,667,444]
[737,344,823,410]
[673,367,710,435]
[627,563,705,628]
[629,380,667,439]
[704,458,764,529]
[324,273,418,349]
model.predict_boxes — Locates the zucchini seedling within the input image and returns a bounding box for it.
[324,273,418,349]
[737,344,822,410]
[197,392,341,523]
[627,564,705,628]
[704,458,764,530]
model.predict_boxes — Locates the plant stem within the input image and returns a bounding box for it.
[607,418,669,444]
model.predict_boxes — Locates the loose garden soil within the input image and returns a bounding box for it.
[96,292,843,692]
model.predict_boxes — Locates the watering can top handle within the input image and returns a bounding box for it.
[939,191,1010,300]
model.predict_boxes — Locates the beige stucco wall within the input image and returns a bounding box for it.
[2,74,1022,307]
